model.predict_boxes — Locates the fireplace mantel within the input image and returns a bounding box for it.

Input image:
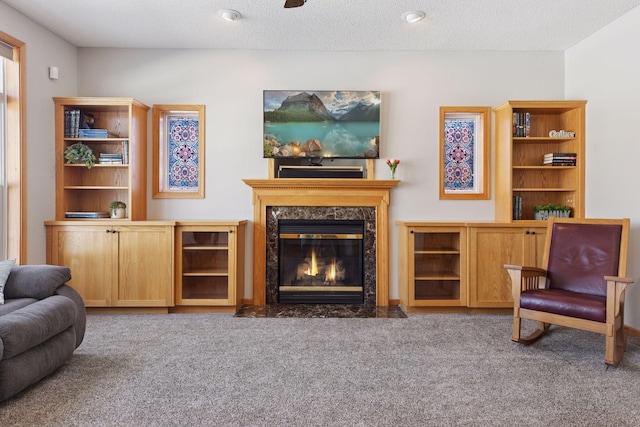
[243,179,399,306]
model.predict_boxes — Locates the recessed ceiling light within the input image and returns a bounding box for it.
[217,9,241,22]
[402,11,425,23]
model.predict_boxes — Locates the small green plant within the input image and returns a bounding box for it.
[109,201,126,210]
[64,142,97,168]
[534,203,571,212]
[534,203,571,220]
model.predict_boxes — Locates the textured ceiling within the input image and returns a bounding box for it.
[2,0,639,51]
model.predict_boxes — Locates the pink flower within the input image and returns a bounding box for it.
[386,158,400,178]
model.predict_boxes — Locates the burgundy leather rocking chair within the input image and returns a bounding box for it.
[505,217,633,366]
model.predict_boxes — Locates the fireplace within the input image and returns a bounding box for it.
[243,178,399,307]
[278,219,365,304]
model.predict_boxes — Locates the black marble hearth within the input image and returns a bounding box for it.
[265,206,377,306]
[234,304,408,318]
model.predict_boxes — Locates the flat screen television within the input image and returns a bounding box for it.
[264,90,380,159]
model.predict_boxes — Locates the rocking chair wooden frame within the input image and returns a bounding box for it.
[506,217,633,366]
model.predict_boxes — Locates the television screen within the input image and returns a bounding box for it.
[264,90,380,159]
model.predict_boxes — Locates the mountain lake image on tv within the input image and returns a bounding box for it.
[264,90,380,159]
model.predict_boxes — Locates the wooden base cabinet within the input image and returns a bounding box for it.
[398,222,467,307]
[175,221,246,308]
[45,221,174,307]
[398,221,546,309]
[468,225,546,308]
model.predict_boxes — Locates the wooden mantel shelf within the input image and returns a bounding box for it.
[243,179,400,190]
[243,178,400,306]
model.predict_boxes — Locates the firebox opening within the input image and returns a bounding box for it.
[278,219,365,304]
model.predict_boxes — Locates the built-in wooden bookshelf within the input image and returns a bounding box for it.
[494,100,586,222]
[53,97,149,220]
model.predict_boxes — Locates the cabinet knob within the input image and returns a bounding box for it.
[229,230,233,233]
[525,231,530,234]
[105,229,116,234]
[410,230,414,234]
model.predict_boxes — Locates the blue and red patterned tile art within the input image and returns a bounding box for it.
[444,119,474,191]
[169,118,199,191]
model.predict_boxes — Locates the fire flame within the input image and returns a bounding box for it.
[303,248,337,284]
[325,259,336,282]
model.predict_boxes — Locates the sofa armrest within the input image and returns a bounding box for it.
[4,265,72,300]
[54,284,86,348]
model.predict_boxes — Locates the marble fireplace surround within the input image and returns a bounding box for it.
[243,179,399,307]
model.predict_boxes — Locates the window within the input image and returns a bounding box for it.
[1,56,7,259]
[0,33,25,263]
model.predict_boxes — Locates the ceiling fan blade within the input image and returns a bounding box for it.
[284,0,306,8]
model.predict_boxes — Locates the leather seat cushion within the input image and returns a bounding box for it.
[520,288,606,323]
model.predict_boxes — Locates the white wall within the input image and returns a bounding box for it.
[566,6,640,326]
[0,2,78,264]
[77,48,564,299]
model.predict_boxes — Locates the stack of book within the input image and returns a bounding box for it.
[543,153,577,166]
[512,195,523,220]
[65,211,110,219]
[121,140,129,164]
[512,112,530,137]
[99,153,123,165]
[78,128,109,138]
[64,110,81,137]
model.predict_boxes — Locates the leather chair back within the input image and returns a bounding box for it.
[547,222,622,297]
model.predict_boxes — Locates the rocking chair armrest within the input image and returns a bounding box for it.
[505,265,548,299]
[604,276,634,284]
[605,276,634,319]
[504,265,547,277]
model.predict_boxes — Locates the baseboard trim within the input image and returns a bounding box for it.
[627,325,640,337]
[401,305,512,315]
[86,307,169,315]
[169,306,237,314]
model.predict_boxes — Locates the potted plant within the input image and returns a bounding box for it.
[534,203,571,220]
[109,201,126,219]
[64,142,97,169]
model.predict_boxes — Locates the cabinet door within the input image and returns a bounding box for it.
[468,227,527,308]
[46,225,117,307]
[408,227,466,307]
[528,227,547,267]
[176,227,234,306]
[114,225,174,307]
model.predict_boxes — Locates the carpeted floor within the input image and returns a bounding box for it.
[1,313,640,426]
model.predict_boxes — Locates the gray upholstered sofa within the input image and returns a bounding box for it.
[0,265,86,401]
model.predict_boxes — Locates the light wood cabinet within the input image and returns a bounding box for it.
[467,225,546,308]
[45,222,174,308]
[397,222,467,307]
[494,100,586,222]
[53,97,149,221]
[175,221,246,308]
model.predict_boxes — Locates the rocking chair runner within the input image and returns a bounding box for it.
[505,217,633,366]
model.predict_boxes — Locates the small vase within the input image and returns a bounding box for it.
[111,208,126,219]
[390,170,396,179]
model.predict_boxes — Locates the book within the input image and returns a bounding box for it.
[122,140,129,164]
[99,153,123,165]
[512,195,523,220]
[65,109,81,138]
[65,211,110,218]
[78,128,108,138]
[512,112,531,137]
[543,153,577,166]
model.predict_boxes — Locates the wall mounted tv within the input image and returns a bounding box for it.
[264,90,380,159]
